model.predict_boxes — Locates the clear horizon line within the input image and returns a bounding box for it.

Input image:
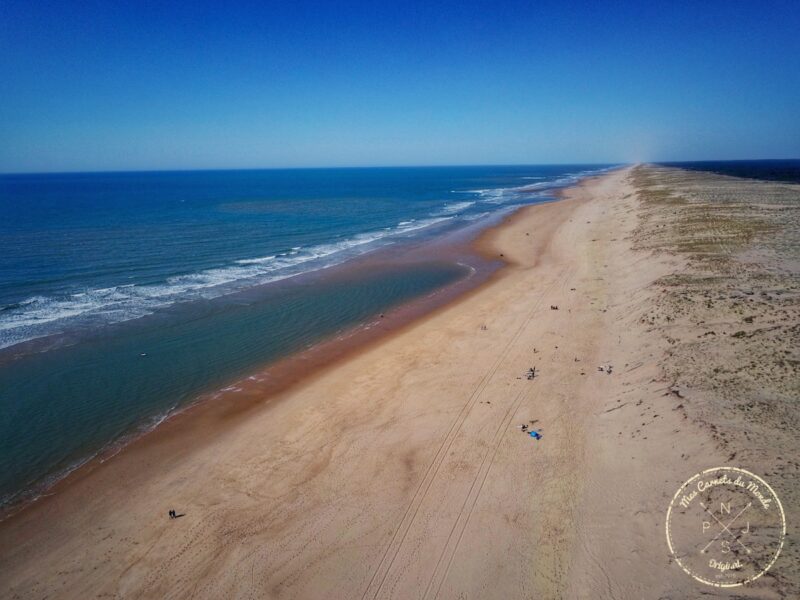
[0,160,628,177]
[1,157,799,177]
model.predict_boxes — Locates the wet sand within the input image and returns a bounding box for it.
[1,166,797,598]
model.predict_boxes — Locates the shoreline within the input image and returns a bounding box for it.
[0,171,611,589]
[0,182,578,520]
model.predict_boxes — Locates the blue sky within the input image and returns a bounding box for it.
[1,0,799,172]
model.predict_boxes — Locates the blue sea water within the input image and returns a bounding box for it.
[658,159,800,183]
[0,164,613,509]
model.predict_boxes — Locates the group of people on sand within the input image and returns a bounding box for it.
[520,423,542,440]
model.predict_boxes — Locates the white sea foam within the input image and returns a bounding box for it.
[0,215,454,349]
[464,171,604,204]
[437,201,475,215]
[235,255,277,265]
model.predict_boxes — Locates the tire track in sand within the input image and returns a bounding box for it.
[361,268,570,600]
[424,266,576,599]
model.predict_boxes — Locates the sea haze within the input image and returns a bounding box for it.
[0,164,614,510]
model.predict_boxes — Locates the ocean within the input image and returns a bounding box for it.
[658,159,800,183]
[0,164,614,510]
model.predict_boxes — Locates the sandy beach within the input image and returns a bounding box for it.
[2,167,798,599]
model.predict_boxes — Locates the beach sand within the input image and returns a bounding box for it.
[1,167,798,598]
